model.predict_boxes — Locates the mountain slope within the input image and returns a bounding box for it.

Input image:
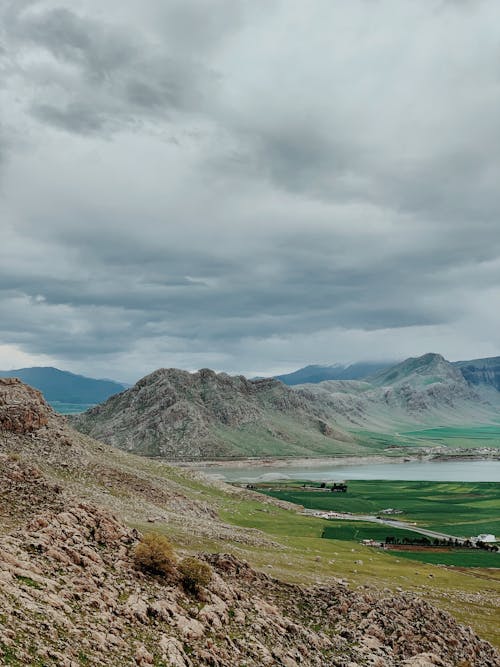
[296,353,500,434]
[0,366,127,404]
[454,356,500,392]
[1,378,499,663]
[275,361,395,385]
[71,368,359,459]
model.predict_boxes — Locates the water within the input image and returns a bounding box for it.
[48,401,94,415]
[199,459,500,483]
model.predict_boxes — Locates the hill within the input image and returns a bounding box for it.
[275,361,395,385]
[0,366,127,406]
[0,377,499,663]
[71,368,360,459]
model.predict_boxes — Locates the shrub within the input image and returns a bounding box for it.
[179,557,212,593]
[133,532,176,576]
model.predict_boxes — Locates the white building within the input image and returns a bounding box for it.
[475,534,496,543]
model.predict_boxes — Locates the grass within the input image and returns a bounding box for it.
[259,480,500,538]
[213,491,500,647]
[321,522,425,543]
[388,549,500,568]
[400,425,500,449]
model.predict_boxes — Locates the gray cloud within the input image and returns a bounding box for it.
[2,3,217,136]
[1,0,500,380]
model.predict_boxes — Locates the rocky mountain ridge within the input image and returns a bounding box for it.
[0,378,499,665]
[71,367,355,459]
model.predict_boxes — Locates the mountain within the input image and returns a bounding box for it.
[1,377,498,665]
[275,361,395,385]
[454,356,500,392]
[0,366,127,405]
[72,353,500,461]
[296,352,500,435]
[71,367,361,459]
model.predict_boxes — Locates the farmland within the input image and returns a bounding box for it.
[255,480,500,567]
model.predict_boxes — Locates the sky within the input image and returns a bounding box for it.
[1,0,500,383]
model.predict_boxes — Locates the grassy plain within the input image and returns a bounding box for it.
[388,549,500,567]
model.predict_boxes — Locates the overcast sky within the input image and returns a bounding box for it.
[1,0,500,382]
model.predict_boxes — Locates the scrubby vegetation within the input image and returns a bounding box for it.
[179,557,212,594]
[133,532,176,576]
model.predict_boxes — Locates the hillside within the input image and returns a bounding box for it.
[275,361,395,385]
[1,377,499,664]
[0,366,126,406]
[71,368,360,459]
[296,353,500,436]
[455,356,500,392]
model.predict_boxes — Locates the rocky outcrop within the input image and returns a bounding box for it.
[0,457,498,666]
[0,378,52,434]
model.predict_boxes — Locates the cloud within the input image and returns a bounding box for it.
[2,2,218,136]
[0,0,500,381]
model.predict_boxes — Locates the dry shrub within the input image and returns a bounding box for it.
[134,532,176,576]
[179,557,212,594]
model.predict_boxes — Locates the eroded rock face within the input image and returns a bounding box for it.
[0,378,52,434]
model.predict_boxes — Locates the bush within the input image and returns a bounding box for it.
[179,557,212,593]
[133,532,176,576]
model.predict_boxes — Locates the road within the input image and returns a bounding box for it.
[303,510,467,543]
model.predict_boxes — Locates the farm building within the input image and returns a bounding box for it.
[475,534,496,543]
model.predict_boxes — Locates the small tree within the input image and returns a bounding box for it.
[134,532,176,577]
[179,557,212,594]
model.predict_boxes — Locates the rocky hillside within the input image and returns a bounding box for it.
[71,368,356,459]
[455,356,500,392]
[1,378,499,666]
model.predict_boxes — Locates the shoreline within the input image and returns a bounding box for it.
[174,451,500,470]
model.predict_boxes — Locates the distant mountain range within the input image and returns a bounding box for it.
[72,352,500,460]
[0,367,127,405]
[274,356,500,387]
[274,361,395,385]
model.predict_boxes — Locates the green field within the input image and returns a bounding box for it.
[399,425,500,448]
[321,522,425,543]
[211,479,500,646]
[260,480,500,536]
[256,480,500,569]
[389,549,500,567]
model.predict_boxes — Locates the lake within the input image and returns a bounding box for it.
[199,459,500,483]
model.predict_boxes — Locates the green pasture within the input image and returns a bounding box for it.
[401,425,500,448]
[259,480,500,537]
[321,522,425,542]
[389,549,500,568]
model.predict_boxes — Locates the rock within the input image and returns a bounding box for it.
[158,636,192,666]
